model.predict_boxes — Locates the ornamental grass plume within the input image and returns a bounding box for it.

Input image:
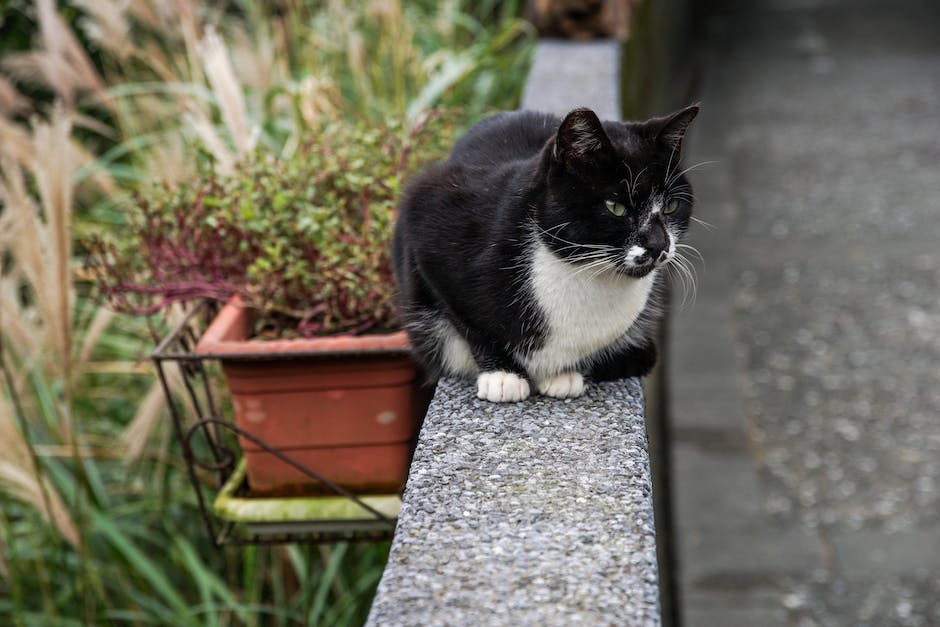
[0,108,88,550]
[0,0,106,109]
[0,108,76,403]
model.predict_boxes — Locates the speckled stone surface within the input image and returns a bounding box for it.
[366,378,659,626]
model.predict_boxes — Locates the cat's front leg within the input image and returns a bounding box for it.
[535,372,586,399]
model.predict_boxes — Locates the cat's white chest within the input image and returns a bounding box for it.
[522,243,655,377]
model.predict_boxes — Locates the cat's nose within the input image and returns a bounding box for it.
[640,220,667,262]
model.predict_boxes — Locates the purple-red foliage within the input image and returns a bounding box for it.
[87,114,456,338]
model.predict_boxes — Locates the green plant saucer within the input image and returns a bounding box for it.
[213,460,401,536]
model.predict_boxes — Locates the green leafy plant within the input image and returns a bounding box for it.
[88,113,456,338]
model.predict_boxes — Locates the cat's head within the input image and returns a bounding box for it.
[534,105,699,279]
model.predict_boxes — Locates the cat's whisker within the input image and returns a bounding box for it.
[664,251,698,310]
[668,190,696,202]
[530,221,571,241]
[664,263,690,310]
[566,248,615,259]
[676,254,697,302]
[555,242,620,253]
[674,249,697,277]
[672,270,693,310]
[565,245,621,259]
[663,263,686,307]
[674,258,703,300]
[500,256,536,273]
[666,160,713,187]
[572,254,620,277]
[670,252,698,309]
[666,160,719,188]
[623,162,635,200]
[586,257,624,280]
[568,255,610,272]
[676,242,705,264]
[572,257,616,277]
[575,264,607,280]
[563,245,620,255]
[690,216,716,231]
[541,221,572,233]
[630,165,648,202]
[664,143,681,191]
[533,223,620,253]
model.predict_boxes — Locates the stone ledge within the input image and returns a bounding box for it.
[366,378,659,626]
[521,39,622,121]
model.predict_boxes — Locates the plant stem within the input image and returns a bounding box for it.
[0,339,61,621]
[0,504,27,627]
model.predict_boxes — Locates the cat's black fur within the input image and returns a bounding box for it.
[393,106,698,400]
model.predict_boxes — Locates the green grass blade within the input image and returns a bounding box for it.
[174,536,248,625]
[321,561,386,627]
[91,511,196,625]
[307,543,348,626]
[104,608,168,624]
[282,545,309,616]
[79,457,110,510]
[15,612,86,627]
[269,551,286,627]
[73,132,163,187]
[173,537,219,627]
[240,544,259,627]
[406,53,476,120]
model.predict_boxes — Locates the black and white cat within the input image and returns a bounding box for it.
[393,105,698,402]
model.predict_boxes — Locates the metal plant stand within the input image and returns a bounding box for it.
[151,303,398,547]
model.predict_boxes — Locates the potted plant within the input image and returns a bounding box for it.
[88,114,453,497]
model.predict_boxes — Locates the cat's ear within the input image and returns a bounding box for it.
[648,104,699,154]
[553,108,613,170]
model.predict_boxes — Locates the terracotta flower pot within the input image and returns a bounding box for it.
[195,297,426,497]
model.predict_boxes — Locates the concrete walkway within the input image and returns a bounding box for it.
[670,0,940,624]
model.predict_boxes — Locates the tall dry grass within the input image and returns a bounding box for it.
[0,107,83,532]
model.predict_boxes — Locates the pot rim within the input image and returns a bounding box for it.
[195,296,411,359]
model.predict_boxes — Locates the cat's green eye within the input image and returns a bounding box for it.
[605,200,627,216]
[664,199,680,215]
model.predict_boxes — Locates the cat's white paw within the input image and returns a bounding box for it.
[536,372,585,399]
[476,371,530,403]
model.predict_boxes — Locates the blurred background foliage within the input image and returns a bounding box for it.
[0,0,532,624]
